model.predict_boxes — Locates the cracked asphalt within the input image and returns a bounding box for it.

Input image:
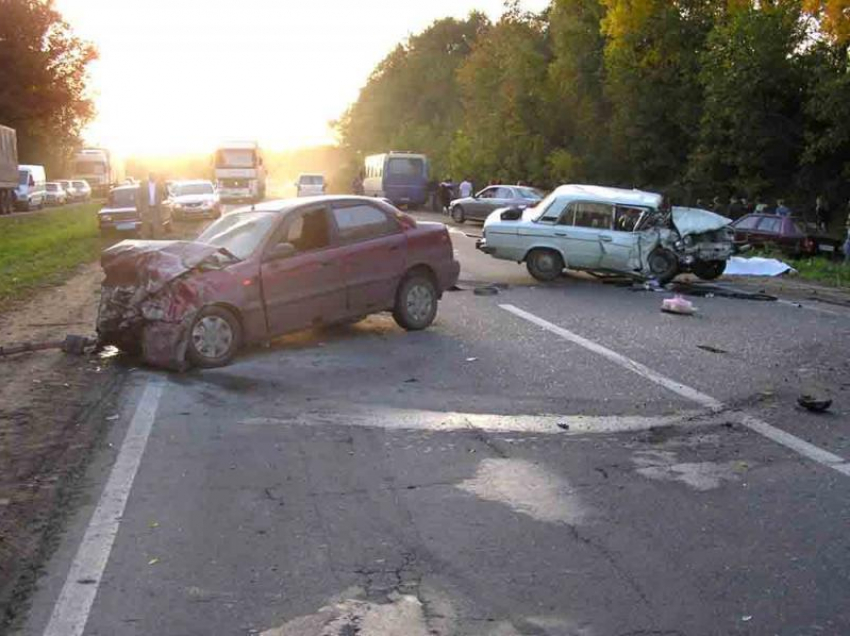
[15,211,850,636]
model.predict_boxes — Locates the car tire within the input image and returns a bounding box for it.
[452,205,466,224]
[693,260,726,281]
[393,273,438,331]
[526,249,564,282]
[187,306,242,368]
[647,248,679,284]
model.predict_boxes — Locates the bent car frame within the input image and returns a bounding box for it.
[476,184,735,283]
[97,196,460,370]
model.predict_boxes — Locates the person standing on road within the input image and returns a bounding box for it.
[776,199,792,217]
[815,195,830,233]
[843,200,850,264]
[138,172,167,239]
[459,177,473,200]
[439,179,454,215]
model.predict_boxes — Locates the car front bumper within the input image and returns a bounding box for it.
[476,238,496,255]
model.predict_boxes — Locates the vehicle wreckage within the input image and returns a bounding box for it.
[476,184,736,283]
[97,197,460,371]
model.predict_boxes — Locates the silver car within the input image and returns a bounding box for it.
[477,184,735,283]
[449,185,544,224]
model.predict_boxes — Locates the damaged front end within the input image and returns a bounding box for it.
[97,240,237,370]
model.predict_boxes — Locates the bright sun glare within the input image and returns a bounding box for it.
[54,0,549,157]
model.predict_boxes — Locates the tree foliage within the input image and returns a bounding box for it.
[339,0,850,207]
[0,0,98,173]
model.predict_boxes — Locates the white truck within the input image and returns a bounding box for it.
[0,125,17,215]
[72,148,121,197]
[213,140,266,203]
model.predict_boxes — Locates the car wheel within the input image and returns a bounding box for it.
[647,248,679,284]
[393,273,438,331]
[452,205,466,224]
[526,249,564,282]
[692,260,726,281]
[187,306,242,368]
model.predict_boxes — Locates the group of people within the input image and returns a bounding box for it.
[697,194,837,232]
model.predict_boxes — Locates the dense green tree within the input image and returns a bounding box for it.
[0,0,97,174]
[337,13,489,178]
[688,2,806,198]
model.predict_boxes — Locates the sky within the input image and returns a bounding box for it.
[53,0,549,157]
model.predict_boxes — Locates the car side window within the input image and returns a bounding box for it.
[538,197,571,224]
[735,216,759,230]
[282,207,331,252]
[495,187,514,199]
[571,202,613,229]
[614,206,644,232]
[332,203,398,243]
[479,188,497,199]
[757,217,782,234]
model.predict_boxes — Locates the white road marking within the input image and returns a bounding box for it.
[500,303,850,478]
[43,380,164,636]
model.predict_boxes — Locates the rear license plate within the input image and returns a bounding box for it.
[819,244,835,252]
[116,222,136,231]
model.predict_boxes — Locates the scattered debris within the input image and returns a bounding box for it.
[557,422,570,431]
[473,285,500,296]
[798,394,833,413]
[0,334,96,358]
[403,378,419,384]
[465,357,478,362]
[669,281,777,301]
[148,557,159,565]
[105,414,120,421]
[661,295,697,316]
[724,256,796,277]
[697,345,728,355]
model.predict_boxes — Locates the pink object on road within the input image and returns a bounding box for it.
[661,295,696,316]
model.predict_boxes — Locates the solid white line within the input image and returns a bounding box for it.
[43,380,164,636]
[500,303,850,477]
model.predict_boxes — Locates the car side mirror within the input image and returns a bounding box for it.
[500,207,523,221]
[265,242,296,261]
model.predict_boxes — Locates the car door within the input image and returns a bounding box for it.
[331,201,407,315]
[753,216,783,247]
[598,205,645,272]
[552,201,613,269]
[468,187,499,219]
[259,204,347,336]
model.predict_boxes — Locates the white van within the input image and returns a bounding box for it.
[15,165,47,211]
[295,173,326,197]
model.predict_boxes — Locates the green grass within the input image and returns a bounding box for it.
[754,248,850,289]
[0,202,104,308]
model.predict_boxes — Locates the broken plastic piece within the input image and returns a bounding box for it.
[797,394,832,413]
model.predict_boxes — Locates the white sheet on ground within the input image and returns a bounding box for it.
[724,256,796,277]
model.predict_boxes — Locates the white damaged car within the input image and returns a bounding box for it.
[476,184,735,283]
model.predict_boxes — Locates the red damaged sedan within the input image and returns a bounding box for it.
[97,196,460,370]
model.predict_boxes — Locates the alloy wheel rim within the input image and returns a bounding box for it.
[191,315,233,359]
[406,284,434,323]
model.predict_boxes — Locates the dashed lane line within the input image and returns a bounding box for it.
[500,303,850,478]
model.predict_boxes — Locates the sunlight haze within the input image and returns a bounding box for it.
[54,0,549,156]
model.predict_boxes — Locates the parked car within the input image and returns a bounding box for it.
[477,184,735,283]
[44,182,68,206]
[58,180,77,201]
[449,185,545,224]
[166,179,221,220]
[97,196,460,370]
[731,213,842,258]
[295,174,326,197]
[98,185,173,236]
[14,165,46,211]
[72,179,92,201]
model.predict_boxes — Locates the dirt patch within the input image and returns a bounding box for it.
[0,262,129,632]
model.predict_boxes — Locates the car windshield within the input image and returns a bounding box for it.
[73,181,86,188]
[75,161,104,174]
[516,187,544,200]
[109,189,137,207]
[216,149,256,168]
[387,157,425,176]
[175,183,214,196]
[18,170,28,185]
[196,211,278,260]
[47,184,58,191]
[299,176,324,185]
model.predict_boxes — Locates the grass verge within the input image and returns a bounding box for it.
[0,203,103,308]
[753,248,850,289]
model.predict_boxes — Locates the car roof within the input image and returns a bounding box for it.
[231,196,394,215]
[173,179,213,186]
[551,184,662,208]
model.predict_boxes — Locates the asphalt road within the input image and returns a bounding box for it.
[15,210,850,636]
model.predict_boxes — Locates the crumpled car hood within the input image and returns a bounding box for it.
[101,240,225,295]
[671,207,731,237]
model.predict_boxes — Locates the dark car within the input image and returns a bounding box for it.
[99,185,173,236]
[97,196,461,370]
[449,185,544,224]
[731,213,842,258]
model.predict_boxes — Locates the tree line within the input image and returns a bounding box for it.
[0,0,97,175]
[337,0,850,216]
